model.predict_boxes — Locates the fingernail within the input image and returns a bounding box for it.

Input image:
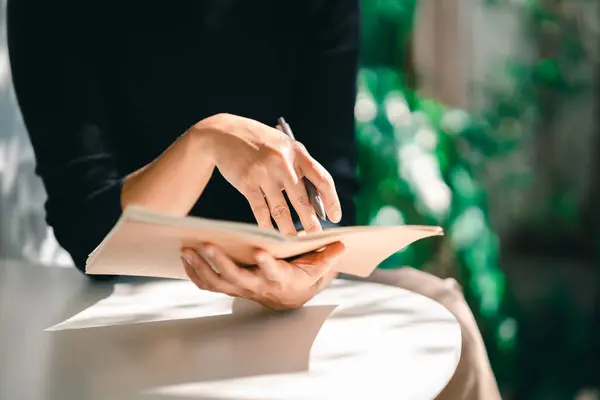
[201,246,221,274]
[181,251,193,266]
[332,210,342,223]
[254,251,267,263]
[201,244,215,259]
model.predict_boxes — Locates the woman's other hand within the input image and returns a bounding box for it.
[181,241,345,310]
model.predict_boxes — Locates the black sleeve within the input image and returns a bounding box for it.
[7,2,124,273]
[289,0,361,227]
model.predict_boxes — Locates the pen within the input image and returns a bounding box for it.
[277,117,327,221]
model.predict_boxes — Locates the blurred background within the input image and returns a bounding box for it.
[1,0,599,398]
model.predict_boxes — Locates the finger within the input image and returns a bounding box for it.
[297,154,342,223]
[262,182,297,236]
[293,241,346,277]
[181,248,242,296]
[244,189,274,229]
[253,250,283,282]
[201,244,265,293]
[283,177,322,233]
[182,256,208,290]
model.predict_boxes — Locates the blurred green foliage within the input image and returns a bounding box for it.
[359,0,597,395]
[358,1,518,387]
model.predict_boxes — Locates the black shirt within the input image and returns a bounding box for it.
[7,1,360,272]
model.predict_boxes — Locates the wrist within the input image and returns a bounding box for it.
[187,124,218,165]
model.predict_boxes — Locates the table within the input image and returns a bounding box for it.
[0,260,461,400]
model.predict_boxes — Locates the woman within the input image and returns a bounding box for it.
[8,1,501,397]
[8,1,359,308]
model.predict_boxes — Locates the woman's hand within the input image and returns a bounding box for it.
[192,113,341,235]
[181,241,345,310]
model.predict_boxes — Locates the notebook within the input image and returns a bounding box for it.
[85,206,443,279]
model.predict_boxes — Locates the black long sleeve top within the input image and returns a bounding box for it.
[7,1,360,272]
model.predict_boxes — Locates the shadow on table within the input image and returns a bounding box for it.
[48,275,167,329]
[45,293,336,400]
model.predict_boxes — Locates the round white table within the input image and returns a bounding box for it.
[0,260,461,400]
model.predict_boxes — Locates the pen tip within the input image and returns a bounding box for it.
[315,204,327,221]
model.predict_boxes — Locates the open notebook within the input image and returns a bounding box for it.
[86,206,444,279]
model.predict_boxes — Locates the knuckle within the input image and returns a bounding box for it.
[254,169,271,187]
[444,278,464,296]
[293,141,307,153]
[327,199,341,209]
[239,170,256,189]
[429,277,465,306]
[251,202,270,217]
[257,160,272,174]
[270,144,294,163]
[270,204,291,219]
[314,170,332,186]
[272,151,289,168]
[278,133,294,147]
[262,153,283,172]
[297,195,311,208]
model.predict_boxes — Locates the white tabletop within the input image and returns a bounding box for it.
[0,260,461,400]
